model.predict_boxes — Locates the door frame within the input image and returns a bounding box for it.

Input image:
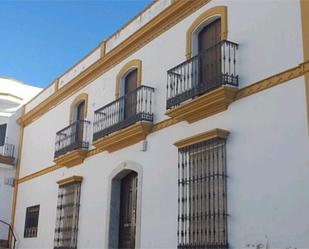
[105,161,143,249]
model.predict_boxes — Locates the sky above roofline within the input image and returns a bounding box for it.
[0,0,152,88]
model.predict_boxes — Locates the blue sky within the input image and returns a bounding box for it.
[0,0,151,88]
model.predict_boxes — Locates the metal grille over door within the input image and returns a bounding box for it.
[54,181,81,249]
[177,138,228,249]
[118,171,138,249]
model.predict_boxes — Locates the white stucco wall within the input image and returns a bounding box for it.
[13,1,309,249]
[14,76,309,249]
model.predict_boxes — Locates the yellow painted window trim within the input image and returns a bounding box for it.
[186,6,228,59]
[174,128,229,148]
[56,175,83,186]
[115,59,142,98]
[69,93,88,123]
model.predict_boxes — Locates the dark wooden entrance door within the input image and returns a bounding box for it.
[198,18,221,90]
[75,101,85,144]
[124,69,137,120]
[118,171,138,249]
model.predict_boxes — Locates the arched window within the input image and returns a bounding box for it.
[115,59,142,121]
[186,6,227,59]
[70,93,88,123]
[186,6,228,90]
[115,59,142,98]
[69,93,88,144]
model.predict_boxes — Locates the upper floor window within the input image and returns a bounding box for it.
[24,205,40,238]
[54,93,90,159]
[93,59,154,144]
[166,7,238,110]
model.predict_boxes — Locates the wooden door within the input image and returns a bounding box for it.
[75,101,85,143]
[124,69,137,120]
[118,172,138,249]
[198,18,221,90]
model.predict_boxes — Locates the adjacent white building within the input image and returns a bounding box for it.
[6,1,309,249]
[0,77,41,246]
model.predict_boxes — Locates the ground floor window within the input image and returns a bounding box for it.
[24,205,40,238]
[177,138,228,249]
[54,177,82,249]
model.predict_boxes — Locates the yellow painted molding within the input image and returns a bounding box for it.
[174,128,229,148]
[56,175,83,186]
[69,93,88,123]
[18,164,62,184]
[166,86,238,123]
[186,6,227,59]
[300,0,309,136]
[235,60,309,100]
[115,59,142,98]
[54,149,88,168]
[93,122,153,152]
[9,106,25,247]
[18,0,211,127]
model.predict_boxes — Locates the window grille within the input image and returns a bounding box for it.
[177,138,228,249]
[54,181,81,249]
[24,205,40,238]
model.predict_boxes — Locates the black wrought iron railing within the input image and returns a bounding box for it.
[0,219,17,249]
[166,40,239,109]
[54,120,90,158]
[93,85,154,141]
[0,143,15,158]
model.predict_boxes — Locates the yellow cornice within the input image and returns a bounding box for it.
[56,175,83,186]
[186,6,227,59]
[174,129,229,148]
[300,0,309,136]
[93,122,152,152]
[165,86,237,123]
[115,59,142,98]
[16,60,309,185]
[19,0,211,127]
[54,149,88,168]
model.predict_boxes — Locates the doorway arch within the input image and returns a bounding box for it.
[105,161,143,249]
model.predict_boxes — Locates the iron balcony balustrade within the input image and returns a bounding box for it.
[166,40,239,109]
[0,143,15,165]
[93,85,154,141]
[54,120,90,158]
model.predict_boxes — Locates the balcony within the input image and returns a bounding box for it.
[54,120,90,167]
[0,143,15,165]
[166,40,239,123]
[93,85,154,152]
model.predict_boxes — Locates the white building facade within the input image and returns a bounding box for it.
[0,77,41,246]
[9,1,309,249]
